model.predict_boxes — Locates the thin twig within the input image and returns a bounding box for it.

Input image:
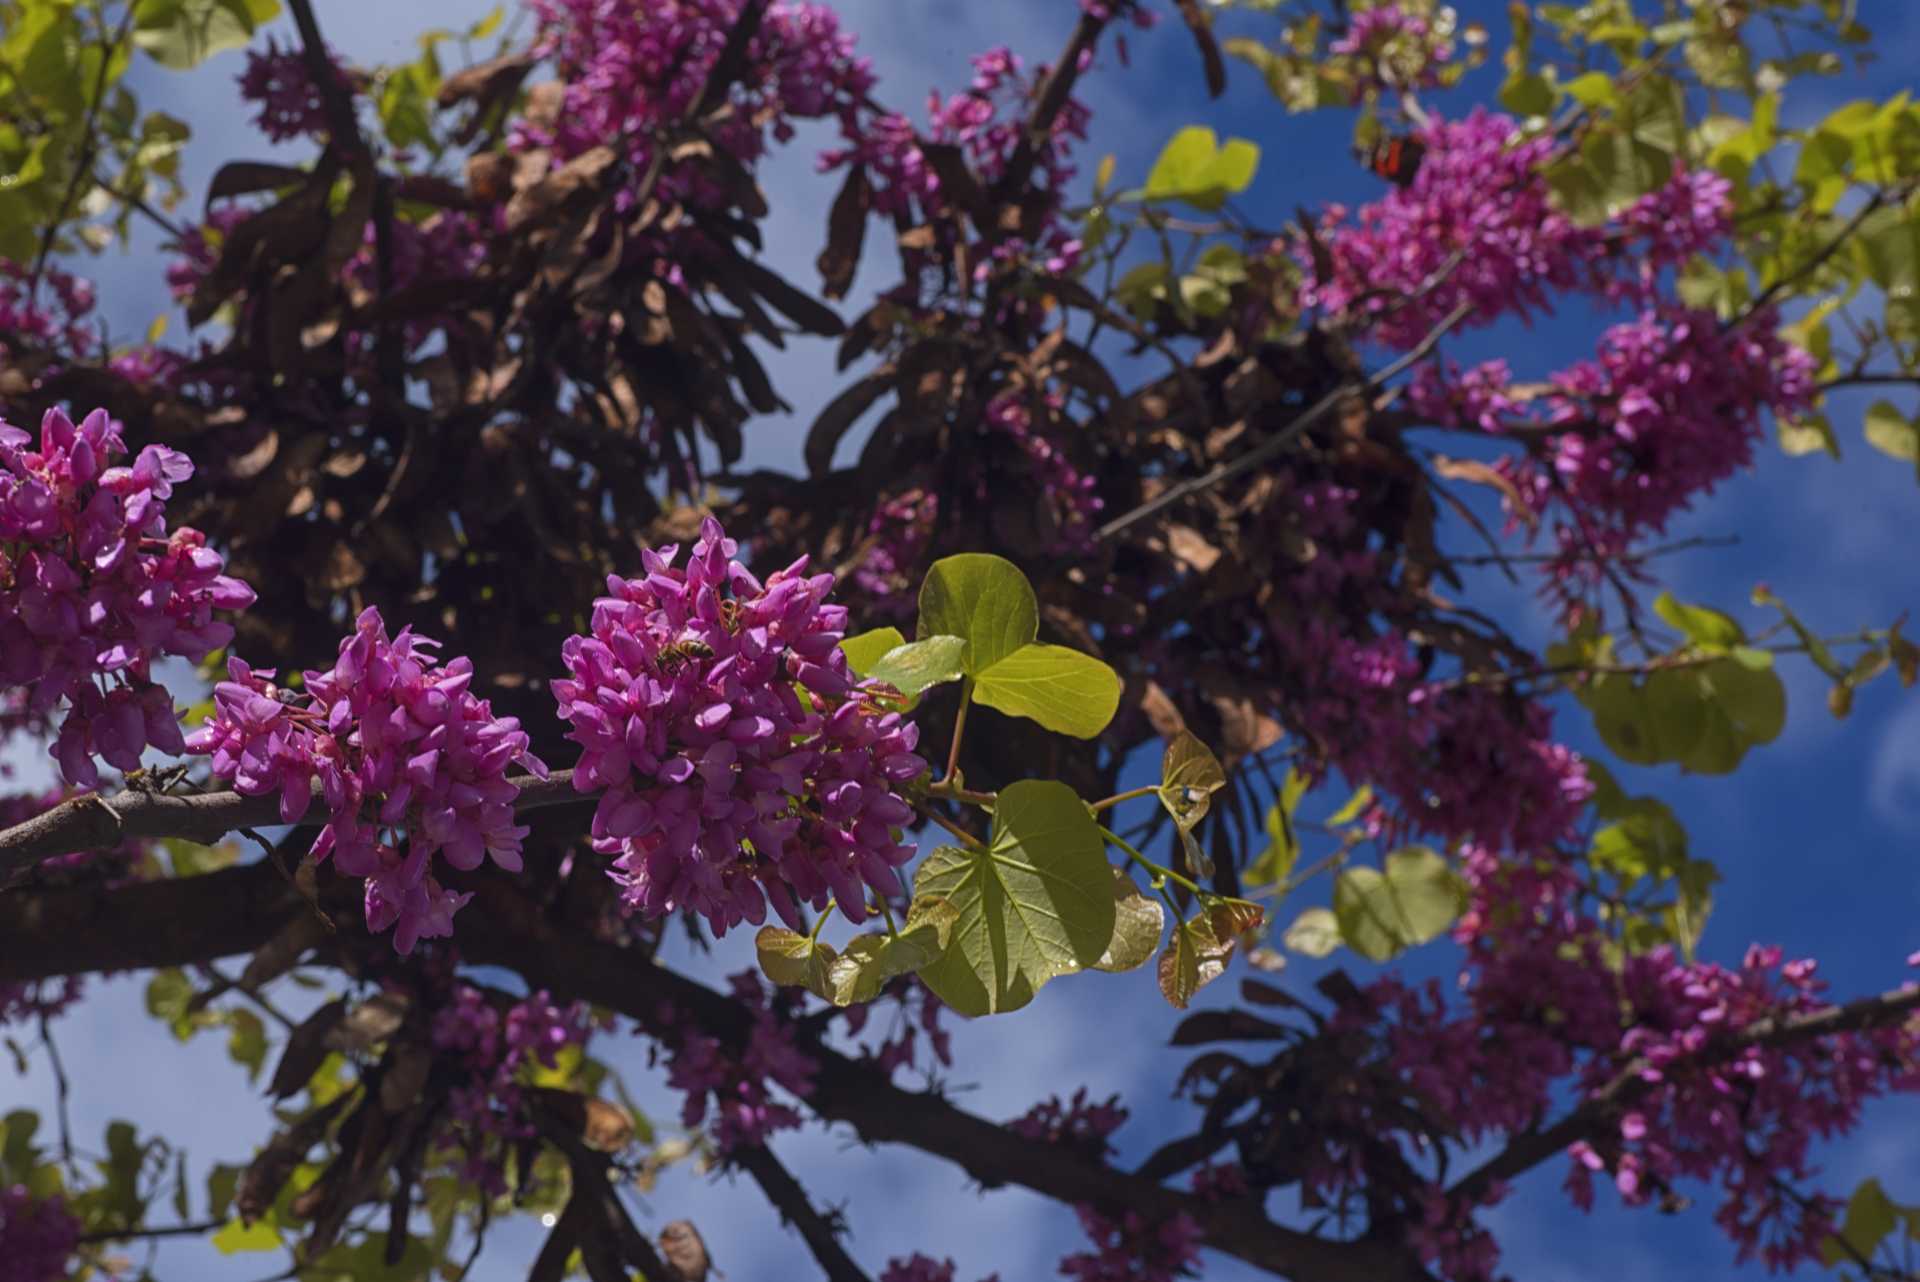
[79,1220,223,1244]
[1097,300,1473,541]
[40,1012,75,1170]
[27,5,136,298]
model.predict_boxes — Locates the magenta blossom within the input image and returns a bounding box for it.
[554,515,925,936]
[190,606,547,953]
[0,407,254,788]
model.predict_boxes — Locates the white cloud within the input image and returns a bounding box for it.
[1870,696,1920,834]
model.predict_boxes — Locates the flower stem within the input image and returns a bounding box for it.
[1098,823,1203,898]
[1090,785,1158,813]
[942,679,972,783]
[807,900,837,945]
[918,802,986,849]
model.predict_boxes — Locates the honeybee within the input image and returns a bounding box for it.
[655,638,716,676]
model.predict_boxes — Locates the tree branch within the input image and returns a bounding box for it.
[1448,980,1920,1204]
[285,0,366,156]
[995,11,1109,206]
[0,770,588,878]
[732,1144,873,1282]
[14,865,1913,1282]
[1096,300,1473,542]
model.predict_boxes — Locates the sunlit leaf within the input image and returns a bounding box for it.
[912,781,1115,1015]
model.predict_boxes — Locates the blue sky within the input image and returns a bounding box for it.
[8,3,1920,1281]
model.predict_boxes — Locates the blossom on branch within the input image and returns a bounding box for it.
[0,407,254,788]
[190,607,547,953]
[554,516,925,935]
[0,1185,79,1282]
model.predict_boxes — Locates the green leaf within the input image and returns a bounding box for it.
[1865,399,1920,471]
[1681,657,1786,774]
[212,1216,283,1253]
[1499,70,1555,117]
[825,901,958,1006]
[206,1163,242,1223]
[1158,731,1227,833]
[841,627,907,676]
[1332,846,1466,962]
[867,636,968,696]
[2,1110,41,1180]
[226,1009,268,1082]
[911,781,1115,1016]
[1139,125,1261,211]
[1590,798,1689,879]
[1281,907,1342,957]
[1245,803,1298,892]
[1653,592,1745,649]
[1326,783,1374,827]
[100,1120,146,1222]
[144,969,193,1036]
[972,643,1122,739]
[133,0,276,70]
[1778,411,1840,458]
[1156,913,1235,1009]
[1092,869,1164,973]
[755,927,838,1001]
[1823,1178,1899,1266]
[917,554,1038,677]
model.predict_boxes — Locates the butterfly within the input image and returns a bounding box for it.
[1363,134,1426,188]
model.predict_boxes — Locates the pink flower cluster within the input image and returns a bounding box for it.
[1009,1088,1128,1161]
[1187,1160,1247,1202]
[163,207,251,306]
[986,392,1104,554]
[1061,1205,1204,1282]
[430,983,595,1194]
[823,45,1092,282]
[1300,109,1732,349]
[554,516,925,935]
[838,974,954,1078]
[189,606,547,953]
[0,407,254,789]
[851,488,937,617]
[1328,3,1456,92]
[1412,309,1817,584]
[880,1256,1005,1282]
[1264,480,1592,852]
[1347,842,1920,1278]
[0,260,96,368]
[517,0,875,218]
[0,1185,79,1282]
[236,38,355,144]
[655,970,818,1154]
[0,977,83,1031]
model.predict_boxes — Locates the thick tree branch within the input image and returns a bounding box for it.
[996,12,1109,205]
[11,866,1915,1282]
[285,0,366,156]
[0,771,588,879]
[732,1144,873,1282]
[459,880,1430,1282]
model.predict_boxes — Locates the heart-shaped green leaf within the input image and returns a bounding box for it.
[911,781,1115,1015]
[917,554,1037,676]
